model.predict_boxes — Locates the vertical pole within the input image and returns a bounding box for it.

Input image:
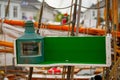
[112,0,119,79]
[68,0,73,36]
[28,67,33,80]
[102,67,105,80]
[105,0,110,34]
[76,0,82,36]
[96,0,100,28]
[70,66,75,80]
[67,66,72,80]
[113,0,119,31]
[112,0,119,63]
[71,0,77,36]
[5,0,10,18]
[62,66,66,80]
[105,0,111,80]
[37,0,44,34]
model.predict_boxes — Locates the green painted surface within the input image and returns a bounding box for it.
[40,36,106,65]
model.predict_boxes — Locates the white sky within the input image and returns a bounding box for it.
[38,0,99,13]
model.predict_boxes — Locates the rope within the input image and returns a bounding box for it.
[45,2,105,10]
[47,4,74,9]
[80,5,105,9]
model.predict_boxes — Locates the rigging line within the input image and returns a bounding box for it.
[46,2,105,10]
[80,5,105,9]
[46,4,74,9]
[46,3,105,10]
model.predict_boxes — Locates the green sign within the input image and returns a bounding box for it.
[15,21,111,67]
[40,36,111,67]
[15,36,111,67]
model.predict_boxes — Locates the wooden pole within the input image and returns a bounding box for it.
[70,66,74,80]
[28,67,33,80]
[76,0,82,36]
[113,0,119,31]
[62,66,66,80]
[37,0,44,34]
[68,0,73,36]
[5,0,10,18]
[71,0,77,36]
[111,0,119,79]
[66,66,72,80]
[105,0,110,80]
[96,0,100,28]
[105,0,110,34]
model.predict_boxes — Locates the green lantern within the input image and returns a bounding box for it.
[15,21,44,66]
[14,21,111,67]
